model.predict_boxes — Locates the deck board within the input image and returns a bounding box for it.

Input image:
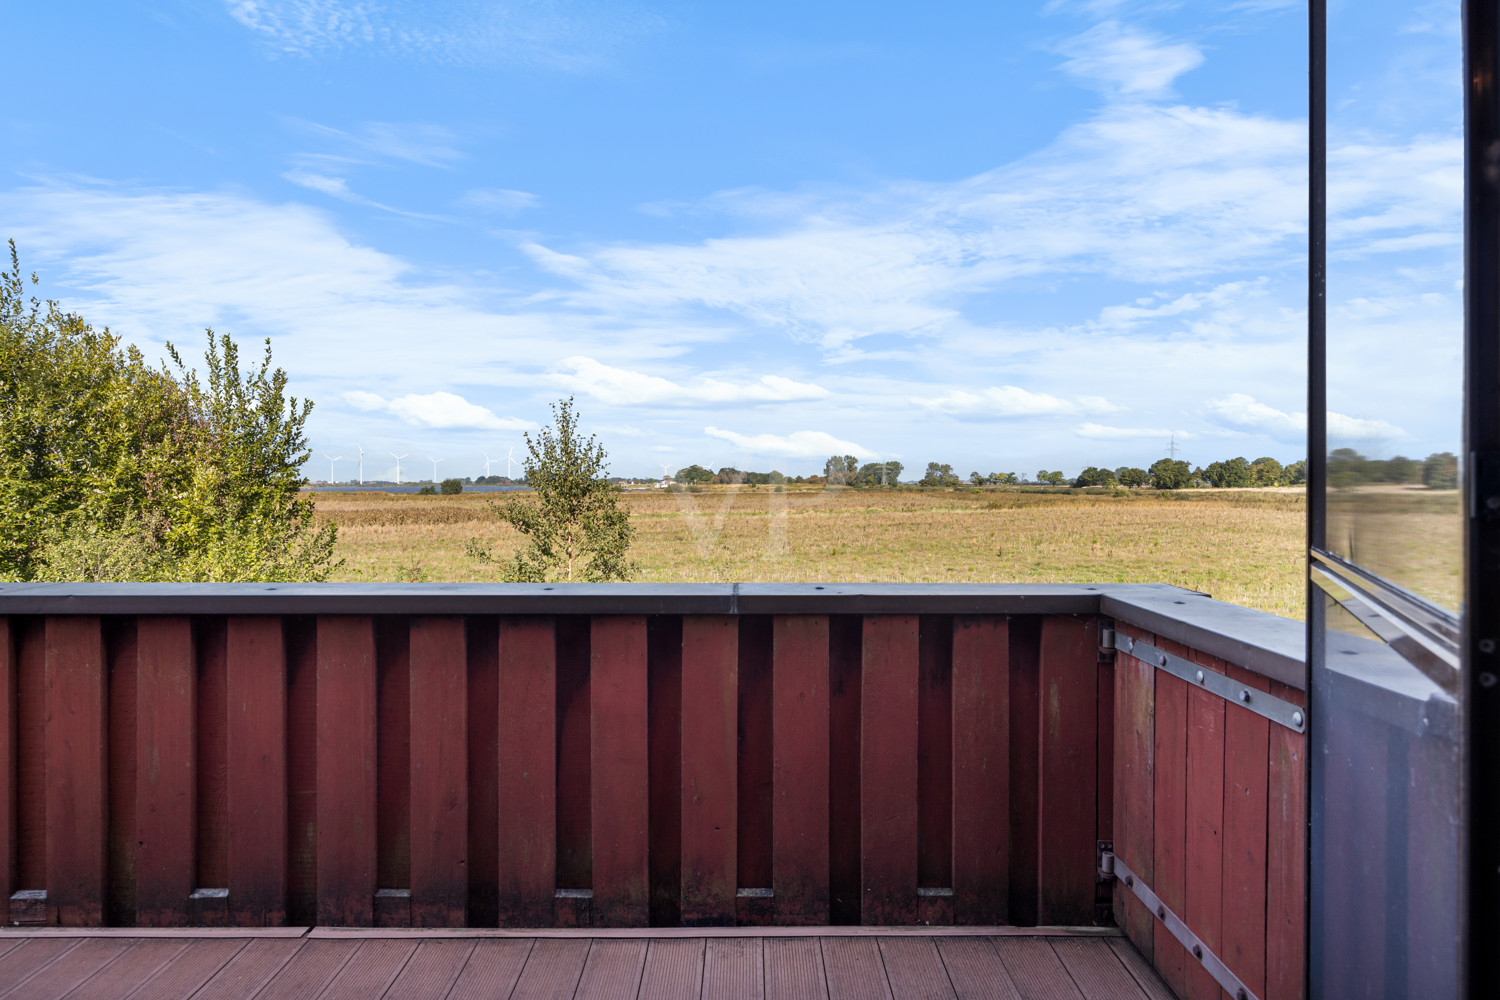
[0,929,1173,1000]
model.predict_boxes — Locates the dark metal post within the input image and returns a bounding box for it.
[1306,4,1325,998]
[1466,1,1499,994]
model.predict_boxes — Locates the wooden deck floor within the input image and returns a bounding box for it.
[0,930,1175,1000]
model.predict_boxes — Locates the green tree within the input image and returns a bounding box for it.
[1284,459,1308,486]
[1075,466,1116,487]
[440,478,463,494]
[675,464,714,484]
[1423,451,1459,490]
[1037,470,1067,486]
[1248,456,1284,486]
[1328,448,1368,489]
[1149,458,1191,490]
[0,243,336,582]
[1203,457,1250,488]
[1385,455,1420,484]
[489,397,635,582]
[1116,467,1148,487]
[920,462,960,487]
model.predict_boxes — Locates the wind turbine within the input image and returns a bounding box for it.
[505,445,517,479]
[482,452,495,478]
[323,453,343,484]
[355,443,366,485]
[391,453,408,485]
[428,456,443,482]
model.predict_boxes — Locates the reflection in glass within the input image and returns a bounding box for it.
[1323,0,1463,611]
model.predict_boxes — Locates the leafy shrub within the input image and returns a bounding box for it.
[440,478,463,495]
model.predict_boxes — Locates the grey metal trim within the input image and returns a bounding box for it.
[190,888,230,899]
[1107,852,1259,1000]
[1117,634,1306,733]
[1101,590,1305,690]
[554,889,593,899]
[736,888,774,898]
[916,888,954,898]
[1310,549,1460,694]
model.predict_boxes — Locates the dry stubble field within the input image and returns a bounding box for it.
[314,486,1311,619]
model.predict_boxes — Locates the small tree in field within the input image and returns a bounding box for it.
[491,397,635,582]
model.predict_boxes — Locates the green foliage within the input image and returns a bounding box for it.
[0,242,336,582]
[440,478,463,495]
[920,462,961,487]
[1149,458,1191,490]
[1423,451,1459,489]
[1037,470,1067,486]
[489,397,635,582]
[1203,456,1251,488]
[417,485,437,495]
[1116,467,1149,487]
[1074,466,1117,487]
[675,463,714,485]
[1283,459,1307,486]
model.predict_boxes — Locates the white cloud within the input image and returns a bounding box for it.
[704,427,873,459]
[913,385,1121,417]
[222,0,662,69]
[554,356,828,406]
[461,188,540,214]
[1206,393,1405,442]
[1055,22,1205,100]
[1076,423,1189,440]
[341,390,535,431]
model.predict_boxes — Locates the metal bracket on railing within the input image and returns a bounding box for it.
[1105,852,1260,1000]
[1116,634,1305,733]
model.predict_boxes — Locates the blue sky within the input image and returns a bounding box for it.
[1,1,1461,481]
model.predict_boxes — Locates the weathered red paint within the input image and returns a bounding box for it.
[195,619,229,914]
[0,619,16,924]
[375,618,411,911]
[44,615,107,926]
[1152,669,1189,998]
[679,616,737,926]
[285,617,318,926]
[134,617,196,926]
[226,616,287,927]
[1266,680,1307,1000]
[590,615,650,927]
[647,615,682,928]
[859,614,920,925]
[1184,681,1225,1000]
[315,616,378,926]
[409,617,467,928]
[16,618,45,905]
[735,616,773,928]
[496,616,556,927]
[1112,626,1155,955]
[464,615,500,927]
[771,614,830,926]
[951,615,1009,926]
[916,615,953,909]
[105,619,137,927]
[1036,615,1098,926]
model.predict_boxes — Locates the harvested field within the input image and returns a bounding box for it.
[313,486,1322,619]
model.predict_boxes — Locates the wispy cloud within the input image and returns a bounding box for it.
[1076,423,1190,441]
[913,385,1122,417]
[222,0,663,69]
[554,357,828,407]
[1206,394,1406,442]
[286,119,465,168]
[1055,21,1204,100]
[344,390,535,431]
[460,188,540,214]
[704,427,873,459]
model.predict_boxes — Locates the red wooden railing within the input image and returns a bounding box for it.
[0,583,1307,996]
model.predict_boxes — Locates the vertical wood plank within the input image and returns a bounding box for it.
[105,619,136,927]
[1184,684,1225,1000]
[409,617,468,928]
[916,616,953,908]
[1007,617,1041,927]
[195,620,230,906]
[496,616,556,927]
[376,618,411,915]
[951,615,1009,925]
[735,616,774,927]
[464,616,499,927]
[647,616,683,928]
[827,615,862,927]
[1036,615,1098,926]
[226,616,287,927]
[1265,682,1306,1000]
[1113,626,1154,955]
[0,619,16,925]
[555,618,592,900]
[1152,671,1189,998]
[1222,662,1270,998]
[680,616,738,926]
[860,614,919,925]
[316,616,378,926]
[591,615,650,927]
[285,618,318,926]
[44,616,107,926]
[772,615,830,926]
[135,617,196,926]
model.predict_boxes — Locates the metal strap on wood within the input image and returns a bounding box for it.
[1115,634,1306,733]
[1103,851,1260,1000]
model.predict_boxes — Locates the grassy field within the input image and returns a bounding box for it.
[313,486,1314,619]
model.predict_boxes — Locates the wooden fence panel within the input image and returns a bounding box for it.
[135,617,195,926]
[315,616,378,926]
[409,617,467,928]
[679,616,737,926]
[0,619,16,925]
[859,615,919,925]
[951,615,1009,925]
[45,616,107,926]
[496,617,556,927]
[1152,669,1189,999]
[1037,615,1098,926]
[771,615,829,926]
[226,616,287,927]
[590,616,650,927]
